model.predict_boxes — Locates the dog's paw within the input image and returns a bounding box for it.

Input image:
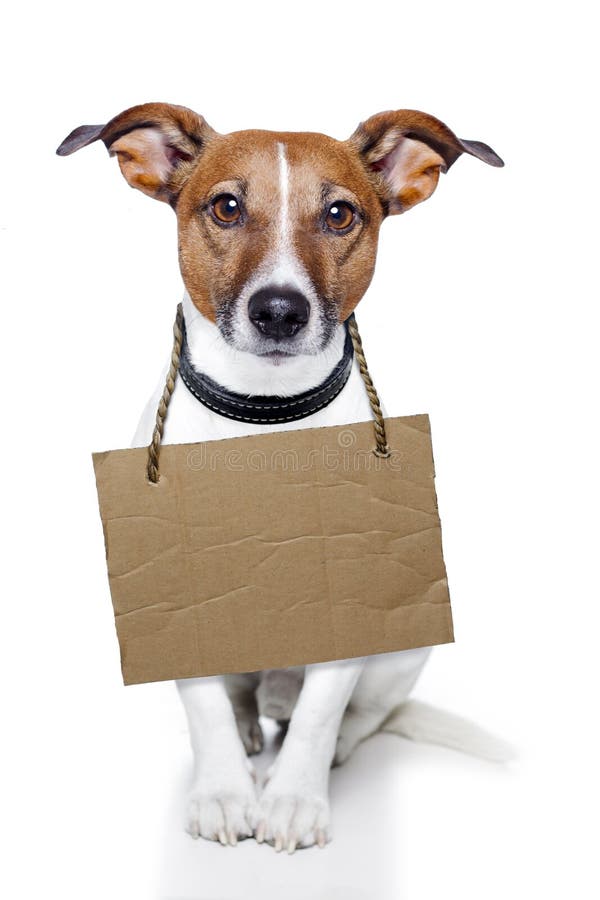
[186,769,258,845]
[253,783,331,853]
[237,716,264,756]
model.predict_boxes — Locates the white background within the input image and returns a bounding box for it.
[2,1,599,898]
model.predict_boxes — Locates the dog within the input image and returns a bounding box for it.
[57,102,504,853]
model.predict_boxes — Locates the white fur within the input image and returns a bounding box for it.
[381,699,515,762]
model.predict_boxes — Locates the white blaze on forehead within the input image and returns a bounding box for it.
[277,141,290,246]
[268,141,306,288]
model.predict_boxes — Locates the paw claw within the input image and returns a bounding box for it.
[186,769,257,845]
[255,782,331,851]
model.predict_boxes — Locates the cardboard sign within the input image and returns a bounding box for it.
[92,415,453,685]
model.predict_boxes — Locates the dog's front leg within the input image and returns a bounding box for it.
[255,658,365,853]
[177,676,258,845]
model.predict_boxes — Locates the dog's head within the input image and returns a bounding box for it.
[57,103,502,360]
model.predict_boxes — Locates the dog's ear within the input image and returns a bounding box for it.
[348,109,503,214]
[56,102,216,203]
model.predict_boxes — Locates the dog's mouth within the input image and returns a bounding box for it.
[239,330,338,362]
[255,347,299,365]
[253,338,308,357]
[240,340,312,366]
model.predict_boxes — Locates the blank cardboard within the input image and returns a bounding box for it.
[92,415,453,685]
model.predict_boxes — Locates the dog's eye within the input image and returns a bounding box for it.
[211,194,242,225]
[325,201,355,232]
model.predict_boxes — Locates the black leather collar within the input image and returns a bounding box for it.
[178,317,354,424]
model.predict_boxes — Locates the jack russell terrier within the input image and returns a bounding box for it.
[57,102,504,854]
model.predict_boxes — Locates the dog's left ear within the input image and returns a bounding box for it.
[56,102,216,203]
[348,109,503,214]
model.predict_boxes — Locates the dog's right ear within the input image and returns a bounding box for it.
[56,102,216,204]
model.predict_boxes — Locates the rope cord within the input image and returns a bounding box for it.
[146,303,184,483]
[347,313,391,458]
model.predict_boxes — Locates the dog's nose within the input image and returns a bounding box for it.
[248,288,310,339]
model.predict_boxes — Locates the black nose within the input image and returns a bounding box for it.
[248,288,310,339]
